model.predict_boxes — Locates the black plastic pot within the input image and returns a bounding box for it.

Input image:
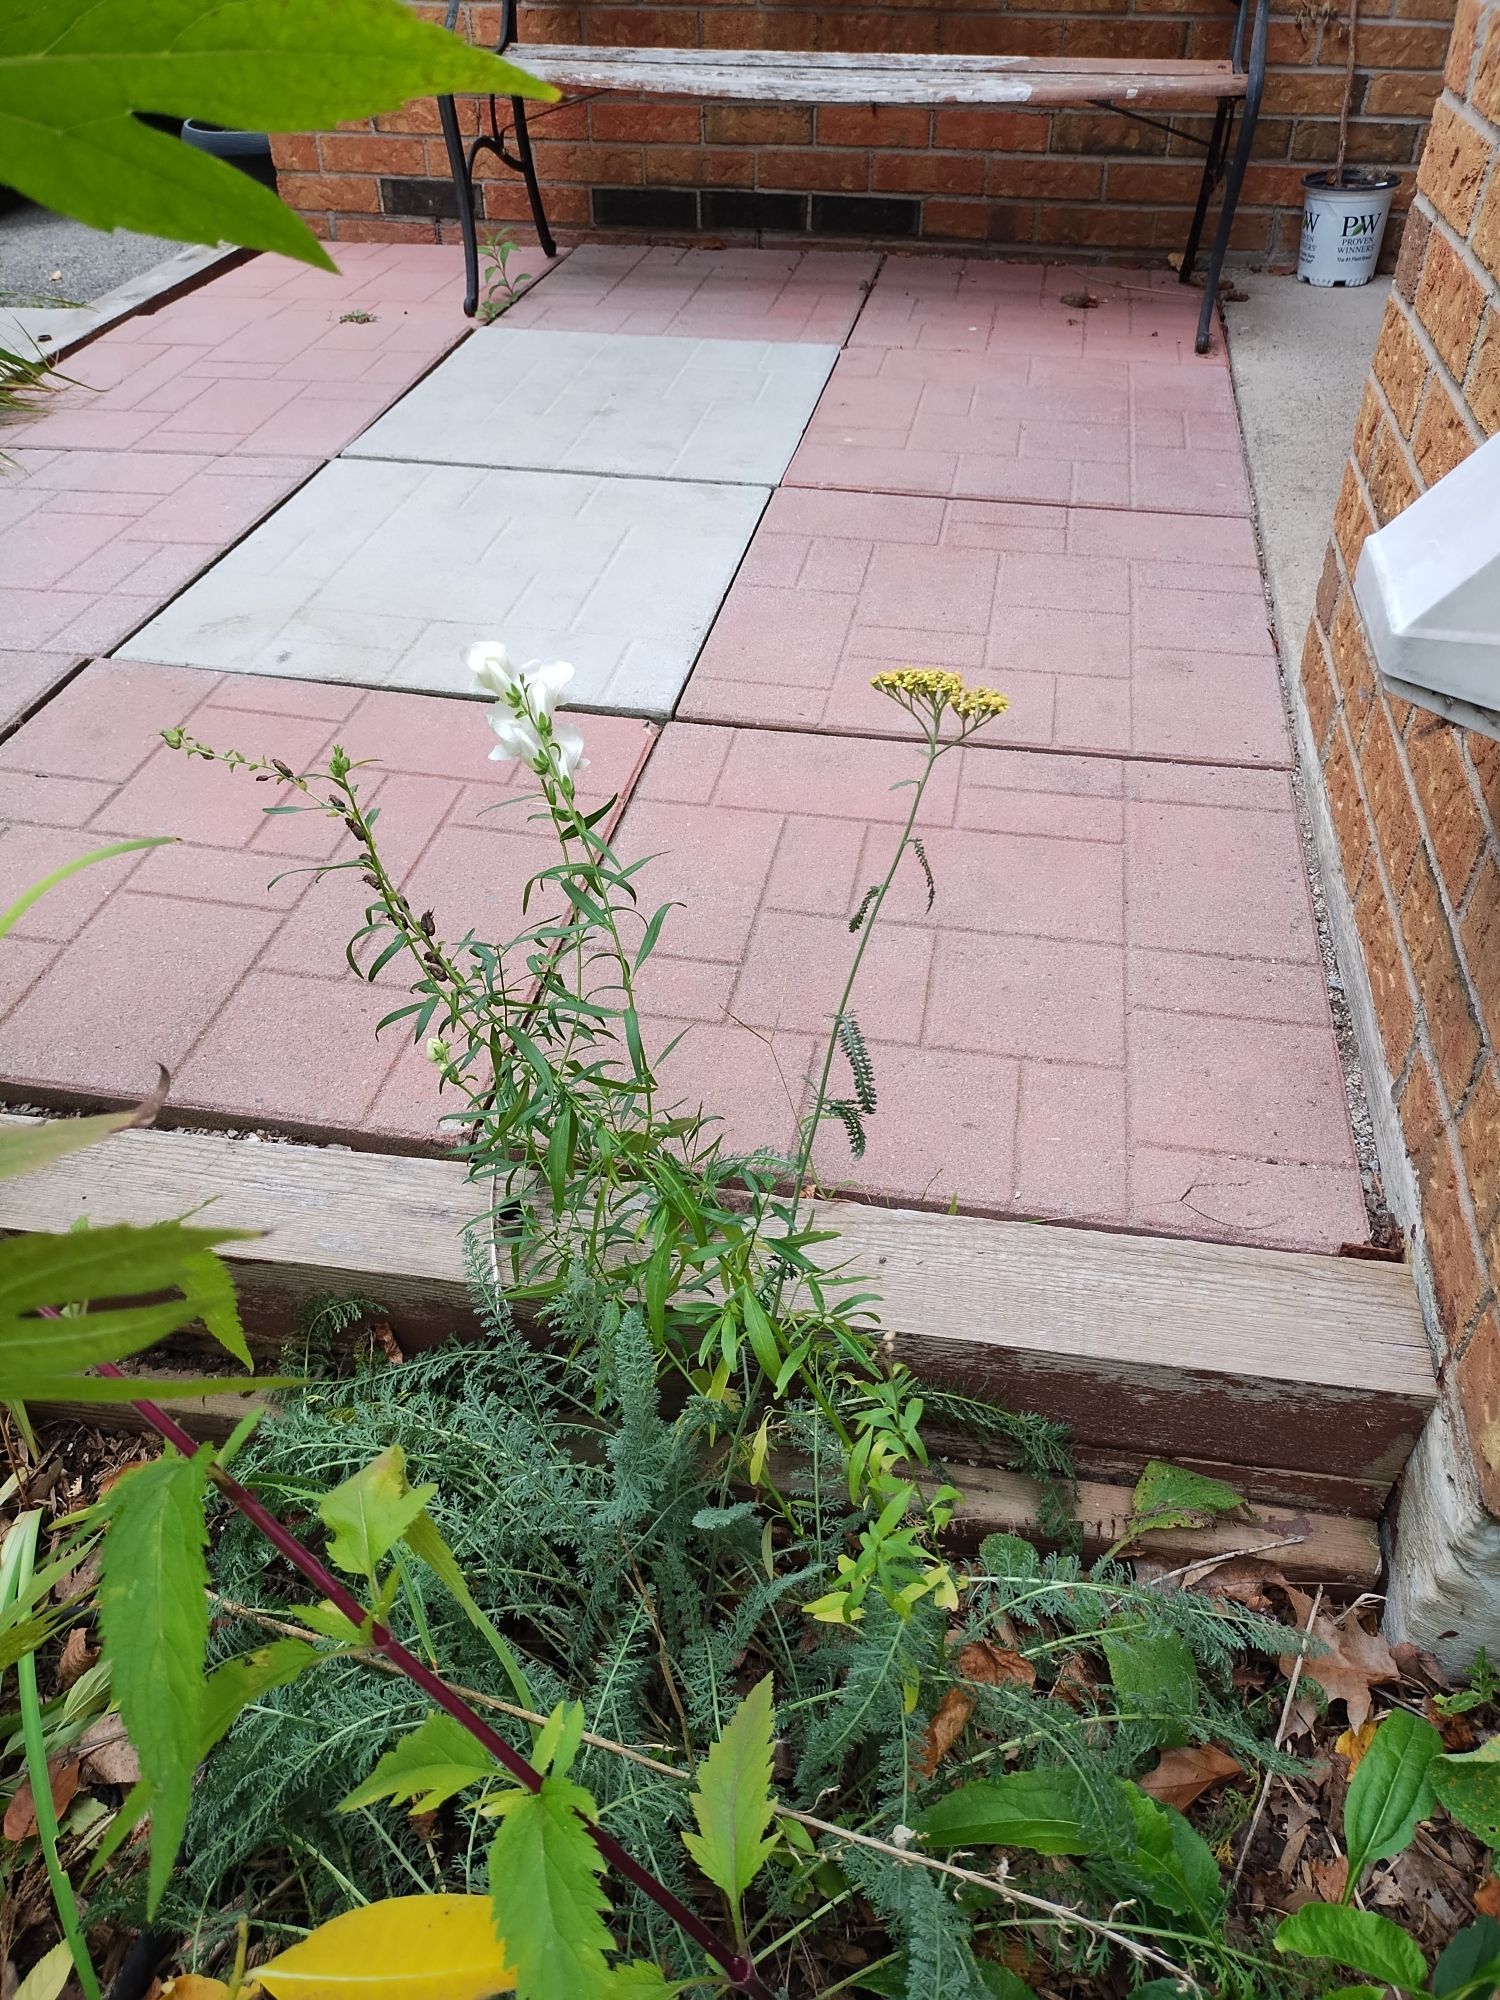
[180,119,278,192]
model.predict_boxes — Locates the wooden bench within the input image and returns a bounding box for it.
[438,0,1269,354]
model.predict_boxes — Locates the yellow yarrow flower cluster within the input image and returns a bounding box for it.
[870,668,964,703]
[951,684,1010,721]
[870,667,1010,735]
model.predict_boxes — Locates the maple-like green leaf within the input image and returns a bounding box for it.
[1433,1736,1500,1847]
[341,1711,497,1817]
[487,1776,616,2000]
[0,0,557,268]
[97,1452,210,1914]
[318,1446,436,1585]
[681,1674,778,1909]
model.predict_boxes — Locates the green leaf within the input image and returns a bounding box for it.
[682,1674,778,1906]
[1343,1707,1442,1884]
[1101,1628,1198,1748]
[0,0,556,266]
[487,1775,616,2000]
[1433,1738,1500,1847]
[402,1511,536,1715]
[201,1638,324,1752]
[917,1771,1103,1857]
[1320,1988,1385,2000]
[0,840,172,946]
[1274,1903,1427,1991]
[0,1099,162,1184]
[341,1711,498,1816]
[1109,1785,1225,1934]
[318,1446,436,1584]
[97,1452,210,1915]
[1128,1460,1243,1533]
[975,1969,1035,1998]
[738,1287,782,1385]
[1432,1917,1500,1997]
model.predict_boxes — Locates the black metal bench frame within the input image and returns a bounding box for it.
[438,0,1268,355]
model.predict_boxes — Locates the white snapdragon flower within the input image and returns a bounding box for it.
[466,642,587,779]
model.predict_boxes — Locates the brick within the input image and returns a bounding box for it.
[644,145,754,186]
[532,142,643,184]
[1290,117,1427,163]
[756,148,868,191]
[1325,715,1373,887]
[1365,695,1424,892]
[817,105,933,148]
[1459,1061,1500,1239]
[1267,68,1361,113]
[588,7,698,40]
[1316,542,1342,634]
[1037,203,1159,245]
[1357,861,1420,1075]
[943,15,1065,53]
[1462,857,1500,1046]
[705,105,813,145]
[1353,377,1383,469]
[591,185,698,229]
[985,200,1039,244]
[1401,851,1483,1105]
[923,197,991,238]
[1399,1048,1445,1171]
[1064,19,1190,55]
[1413,372,1479,483]
[1415,227,1488,376]
[1470,733,1500,830]
[1372,296,1430,433]
[1363,70,1448,114]
[320,133,428,175]
[1416,99,1494,234]
[271,133,320,171]
[1333,457,1376,573]
[1330,583,1378,720]
[1406,709,1488,903]
[1447,0,1485,91]
[1366,411,1421,522]
[1302,619,1337,751]
[1050,110,1168,155]
[874,150,986,195]
[1457,1312,1500,1512]
[1358,21,1459,62]
[1471,310,1500,434]
[1474,176,1500,285]
[1476,11,1500,118]
[1106,161,1208,202]
[275,172,382,215]
[1423,1134,1491,1348]
[1395,200,1433,299]
[811,192,919,236]
[822,8,939,50]
[591,102,703,143]
[933,108,1049,151]
[991,158,1101,199]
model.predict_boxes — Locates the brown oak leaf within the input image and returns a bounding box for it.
[1280,1590,1398,1731]
[3,1755,79,1841]
[1475,1875,1500,1918]
[1311,1856,1349,1901]
[1137,1742,1242,1810]
[915,1688,975,1780]
[955,1641,1036,1690]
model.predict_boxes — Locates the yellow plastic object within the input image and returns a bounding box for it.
[255,1895,517,1999]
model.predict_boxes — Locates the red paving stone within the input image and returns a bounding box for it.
[1,652,81,737]
[786,345,1251,516]
[1,246,476,458]
[610,723,1366,1253]
[501,244,880,343]
[0,662,654,1140]
[0,448,315,654]
[680,488,1285,765]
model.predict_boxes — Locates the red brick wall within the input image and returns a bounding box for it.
[1300,0,1500,1504]
[274,0,1453,259]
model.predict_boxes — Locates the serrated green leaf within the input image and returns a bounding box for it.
[1275,1902,1427,1990]
[1128,1460,1243,1533]
[487,1776,616,2000]
[201,1638,325,1752]
[1433,1737,1500,1847]
[1432,1917,1500,1996]
[917,1771,1103,1857]
[318,1446,436,1584]
[975,1968,1035,1998]
[12,1940,74,2000]
[682,1674,778,1907]
[341,1711,497,1817]
[1343,1707,1442,1883]
[0,0,555,266]
[97,1452,210,1915]
[533,1700,586,1782]
[1101,1628,1198,1748]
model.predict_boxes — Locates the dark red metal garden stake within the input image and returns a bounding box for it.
[96,1363,777,2000]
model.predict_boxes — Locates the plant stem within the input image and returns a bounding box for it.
[98,1367,774,2000]
[2,1512,103,2000]
[1336,0,1359,182]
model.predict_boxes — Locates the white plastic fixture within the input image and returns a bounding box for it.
[1354,428,1500,741]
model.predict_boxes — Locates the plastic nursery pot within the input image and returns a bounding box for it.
[1297,170,1399,287]
[180,119,278,193]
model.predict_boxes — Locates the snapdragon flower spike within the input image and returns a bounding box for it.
[466,640,587,781]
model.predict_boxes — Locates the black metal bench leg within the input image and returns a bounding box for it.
[1195,0,1267,352]
[1180,100,1230,285]
[438,93,482,318]
[510,96,557,261]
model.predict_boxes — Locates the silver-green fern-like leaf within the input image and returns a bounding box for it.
[848,884,880,933]
[910,837,936,912]
[822,1099,867,1159]
[836,1012,877,1116]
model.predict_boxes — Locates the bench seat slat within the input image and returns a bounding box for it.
[514,45,1247,107]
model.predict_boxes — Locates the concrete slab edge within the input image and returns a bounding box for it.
[1,242,246,363]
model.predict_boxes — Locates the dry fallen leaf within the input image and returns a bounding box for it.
[1311,1855,1349,1901]
[1335,1718,1380,1773]
[1137,1742,1242,1810]
[1194,1560,1286,1612]
[1281,1590,1398,1730]
[1475,1874,1500,1917]
[955,1641,1036,1690]
[3,1756,80,1842]
[916,1688,975,1779]
[55,1628,97,1691]
[77,1713,141,1787]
